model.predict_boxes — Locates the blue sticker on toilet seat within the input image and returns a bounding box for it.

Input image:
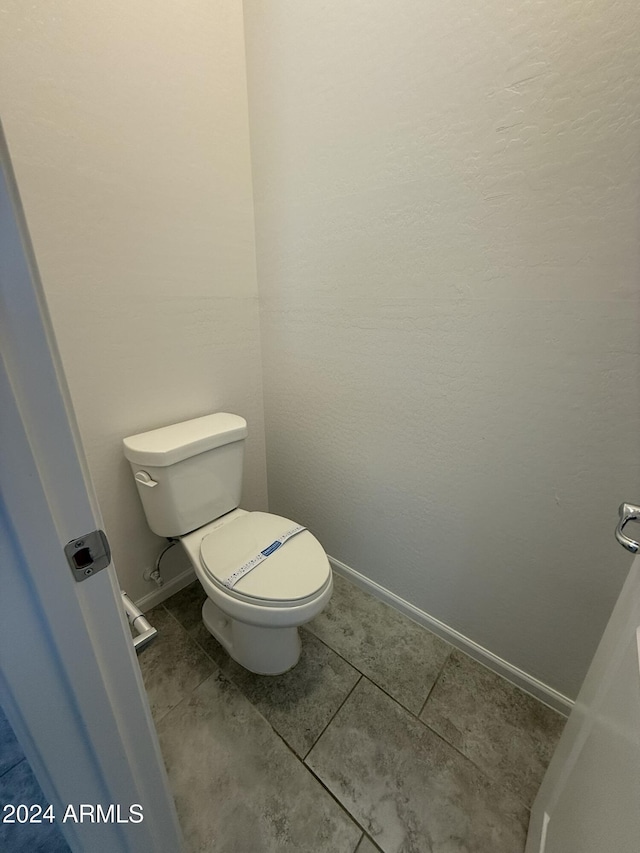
[261,540,282,557]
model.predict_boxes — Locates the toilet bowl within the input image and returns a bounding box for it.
[122,412,333,675]
[181,508,332,674]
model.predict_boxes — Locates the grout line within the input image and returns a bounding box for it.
[417,714,487,773]
[159,601,206,644]
[361,831,385,853]
[306,625,448,724]
[301,664,519,823]
[302,755,375,842]
[417,650,452,719]
[0,755,27,781]
[302,674,363,762]
[141,602,224,718]
[150,676,205,728]
[410,703,535,811]
[170,613,361,768]
[322,667,519,814]
[304,627,436,719]
[302,626,367,678]
[259,702,372,840]
[187,618,223,663]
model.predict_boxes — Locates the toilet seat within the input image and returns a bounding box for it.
[199,511,331,607]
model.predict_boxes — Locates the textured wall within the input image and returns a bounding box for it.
[245,0,640,696]
[0,1,268,600]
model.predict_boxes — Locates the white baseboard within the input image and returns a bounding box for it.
[134,566,196,613]
[328,555,574,716]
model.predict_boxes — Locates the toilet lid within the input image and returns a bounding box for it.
[200,512,331,604]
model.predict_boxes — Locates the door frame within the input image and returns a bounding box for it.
[0,123,183,852]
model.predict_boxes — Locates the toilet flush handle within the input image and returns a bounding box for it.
[134,471,158,488]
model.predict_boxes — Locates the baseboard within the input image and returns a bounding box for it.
[134,566,196,613]
[328,556,574,716]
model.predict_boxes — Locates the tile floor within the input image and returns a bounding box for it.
[0,705,70,853]
[138,573,566,853]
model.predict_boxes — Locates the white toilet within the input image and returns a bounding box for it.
[123,413,332,675]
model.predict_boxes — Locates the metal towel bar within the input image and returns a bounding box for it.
[121,590,158,652]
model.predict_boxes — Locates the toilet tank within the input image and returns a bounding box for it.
[123,413,248,538]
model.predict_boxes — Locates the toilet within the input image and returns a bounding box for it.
[123,413,332,675]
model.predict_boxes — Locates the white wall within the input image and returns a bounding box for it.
[244,0,640,697]
[0,1,267,601]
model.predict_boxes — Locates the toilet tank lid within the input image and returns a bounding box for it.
[122,413,247,467]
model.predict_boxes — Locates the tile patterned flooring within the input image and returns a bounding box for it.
[0,705,70,853]
[139,573,565,853]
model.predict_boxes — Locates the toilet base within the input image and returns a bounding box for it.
[201,598,302,675]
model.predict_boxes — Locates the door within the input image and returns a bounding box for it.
[525,508,640,853]
[0,124,183,851]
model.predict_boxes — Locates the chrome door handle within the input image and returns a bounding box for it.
[615,503,640,553]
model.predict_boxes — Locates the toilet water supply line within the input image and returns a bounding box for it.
[120,542,177,652]
[121,591,157,653]
[145,539,178,588]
